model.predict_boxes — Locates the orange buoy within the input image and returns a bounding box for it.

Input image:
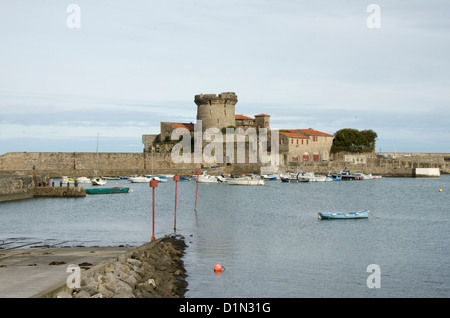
[214,264,223,272]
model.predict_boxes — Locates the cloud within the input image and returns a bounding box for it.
[0,1,449,153]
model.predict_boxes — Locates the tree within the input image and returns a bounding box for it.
[331,128,377,153]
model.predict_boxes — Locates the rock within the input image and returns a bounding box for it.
[97,283,115,298]
[56,291,72,298]
[49,261,66,266]
[73,290,91,298]
[66,235,187,298]
[127,258,142,267]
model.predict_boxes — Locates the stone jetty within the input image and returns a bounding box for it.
[50,235,188,298]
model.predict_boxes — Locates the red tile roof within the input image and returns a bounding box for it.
[172,123,195,131]
[280,132,308,139]
[235,115,254,120]
[297,129,333,137]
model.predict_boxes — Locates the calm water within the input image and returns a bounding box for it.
[1,175,449,297]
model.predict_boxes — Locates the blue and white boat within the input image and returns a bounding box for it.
[318,210,370,220]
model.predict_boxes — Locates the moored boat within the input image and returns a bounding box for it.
[76,177,91,184]
[129,176,150,183]
[227,176,265,186]
[91,177,107,186]
[197,172,219,183]
[85,187,129,195]
[61,176,75,184]
[318,210,370,220]
[151,176,168,183]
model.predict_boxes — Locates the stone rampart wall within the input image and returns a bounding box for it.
[1,151,448,179]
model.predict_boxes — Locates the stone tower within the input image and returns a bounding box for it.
[254,114,271,130]
[195,92,238,131]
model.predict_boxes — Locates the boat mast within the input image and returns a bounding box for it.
[95,132,99,177]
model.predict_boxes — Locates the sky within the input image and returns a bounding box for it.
[0,0,449,154]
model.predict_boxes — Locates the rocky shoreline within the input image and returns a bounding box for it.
[59,235,188,298]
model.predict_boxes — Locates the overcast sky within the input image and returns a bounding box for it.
[1,0,449,154]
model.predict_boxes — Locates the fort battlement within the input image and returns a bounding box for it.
[194,92,237,104]
[195,92,238,131]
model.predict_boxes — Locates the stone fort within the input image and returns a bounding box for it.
[1,91,448,180]
[142,92,334,166]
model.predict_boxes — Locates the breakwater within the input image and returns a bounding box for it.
[36,235,188,298]
[0,175,86,202]
[33,186,86,198]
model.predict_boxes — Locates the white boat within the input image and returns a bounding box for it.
[61,176,75,184]
[91,177,107,186]
[197,172,219,183]
[262,173,280,181]
[152,176,168,183]
[76,177,91,184]
[311,174,333,182]
[227,176,265,186]
[129,176,150,183]
[216,175,228,182]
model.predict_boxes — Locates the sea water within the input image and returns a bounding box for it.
[1,175,449,297]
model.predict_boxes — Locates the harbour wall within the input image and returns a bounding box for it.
[1,151,449,179]
[0,174,85,202]
[0,175,36,202]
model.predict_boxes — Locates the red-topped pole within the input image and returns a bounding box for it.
[173,175,180,231]
[195,170,201,211]
[150,179,158,242]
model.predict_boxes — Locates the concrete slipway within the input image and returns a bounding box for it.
[0,246,133,298]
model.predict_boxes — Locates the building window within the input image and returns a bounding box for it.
[291,139,293,144]
[297,139,299,144]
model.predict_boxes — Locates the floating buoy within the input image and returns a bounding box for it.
[439,189,442,192]
[214,264,224,272]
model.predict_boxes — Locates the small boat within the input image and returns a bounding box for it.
[329,173,342,181]
[311,175,333,182]
[281,177,309,183]
[129,176,150,183]
[197,172,219,183]
[340,170,363,181]
[318,210,370,220]
[227,176,265,186]
[151,176,168,183]
[85,187,129,195]
[76,177,91,184]
[61,176,75,184]
[262,173,280,181]
[216,175,228,182]
[91,177,107,186]
[280,172,309,183]
[179,177,192,181]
